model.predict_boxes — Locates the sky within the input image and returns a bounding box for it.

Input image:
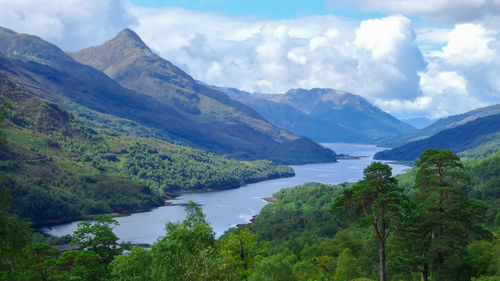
[0,0,499,119]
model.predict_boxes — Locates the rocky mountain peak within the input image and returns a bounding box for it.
[112,28,150,51]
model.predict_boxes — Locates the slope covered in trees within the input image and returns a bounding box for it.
[0,74,294,225]
[1,149,500,280]
[374,114,500,161]
[376,104,500,148]
[0,26,336,164]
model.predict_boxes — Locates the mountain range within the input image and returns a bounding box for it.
[374,114,500,161]
[218,87,416,143]
[376,104,500,148]
[0,27,335,164]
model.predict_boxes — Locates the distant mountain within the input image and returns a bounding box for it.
[0,27,336,164]
[219,87,416,143]
[401,117,435,129]
[377,104,500,147]
[374,114,500,161]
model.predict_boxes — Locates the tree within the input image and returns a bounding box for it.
[22,243,59,281]
[0,189,32,280]
[56,250,106,281]
[71,215,124,271]
[412,149,490,281]
[0,101,10,144]
[219,228,267,280]
[150,201,229,280]
[332,162,405,281]
[335,248,360,281]
[110,246,152,281]
[248,254,297,281]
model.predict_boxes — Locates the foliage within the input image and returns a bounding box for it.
[466,151,500,228]
[374,114,500,161]
[390,149,491,281]
[249,182,344,249]
[248,253,297,281]
[335,248,361,281]
[0,76,294,225]
[110,246,152,281]
[0,189,32,280]
[219,228,268,279]
[71,215,125,269]
[332,162,405,281]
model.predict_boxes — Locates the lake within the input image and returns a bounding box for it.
[40,143,409,244]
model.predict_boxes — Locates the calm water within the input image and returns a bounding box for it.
[40,143,409,244]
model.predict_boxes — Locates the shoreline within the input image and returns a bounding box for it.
[37,172,296,230]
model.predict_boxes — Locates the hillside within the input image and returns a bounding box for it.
[0,26,336,164]
[374,114,500,161]
[0,74,294,225]
[220,87,415,142]
[377,104,500,147]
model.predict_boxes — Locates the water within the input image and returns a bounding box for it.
[40,143,409,244]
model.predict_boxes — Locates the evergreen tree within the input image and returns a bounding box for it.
[332,162,405,281]
[401,149,491,281]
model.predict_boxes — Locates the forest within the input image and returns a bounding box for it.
[1,148,499,280]
[0,78,293,225]
[1,74,500,280]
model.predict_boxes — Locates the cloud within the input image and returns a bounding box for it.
[132,8,425,102]
[0,1,498,119]
[0,0,135,51]
[386,23,499,118]
[332,0,500,24]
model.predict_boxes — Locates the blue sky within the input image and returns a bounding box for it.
[130,0,387,20]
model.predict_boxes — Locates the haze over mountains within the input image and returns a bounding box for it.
[219,87,416,143]
[0,26,336,164]
[376,104,500,148]
[374,113,500,161]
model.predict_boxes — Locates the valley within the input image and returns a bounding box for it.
[0,5,499,279]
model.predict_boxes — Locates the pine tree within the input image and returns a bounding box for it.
[333,162,405,281]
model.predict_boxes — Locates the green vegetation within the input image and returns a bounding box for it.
[374,114,500,161]
[333,162,404,281]
[0,27,337,165]
[0,75,293,225]
[2,147,500,280]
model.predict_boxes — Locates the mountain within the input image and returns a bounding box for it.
[374,114,500,161]
[0,73,294,225]
[401,117,435,129]
[0,27,336,164]
[220,87,416,142]
[377,104,500,147]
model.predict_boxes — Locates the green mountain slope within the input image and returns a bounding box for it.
[465,151,500,228]
[219,87,415,142]
[377,104,500,147]
[0,74,294,225]
[0,26,336,164]
[374,114,500,161]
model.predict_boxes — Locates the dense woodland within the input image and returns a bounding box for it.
[1,61,499,281]
[0,77,293,225]
[1,142,500,280]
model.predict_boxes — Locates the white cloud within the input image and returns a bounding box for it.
[131,8,426,103]
[0,0,135,51]
[0,1,498,119]
[413,23,500,118]
[434,24,496,66]
[338,0,500,24]
[354,15,426,99]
